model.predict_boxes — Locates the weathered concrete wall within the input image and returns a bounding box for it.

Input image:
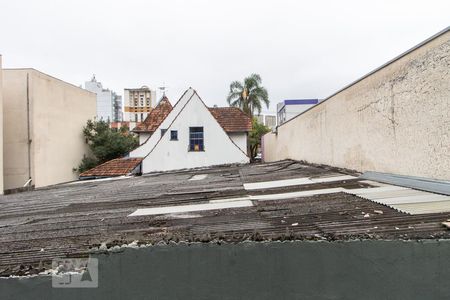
[2,69,96,189]
[2,240,450,300]
[263,29,450,180]
[2,69,31,189]
[0,56,3,194]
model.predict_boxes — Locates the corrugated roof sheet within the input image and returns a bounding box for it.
[1,160,449,276]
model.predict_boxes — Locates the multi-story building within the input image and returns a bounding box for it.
[277,99,319,125]
[85,76,122,122]
[0,57,96,193]
[255,113,277,130]
[123,86,156,129]
[113,92,123,122]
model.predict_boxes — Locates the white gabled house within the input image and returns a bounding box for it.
[130,88,250,173]
[79,88,251,178]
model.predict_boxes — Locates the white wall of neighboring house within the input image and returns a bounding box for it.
[130,88,249,173]
[139,133,151,145]
[130,89,195,158]
[228,132,247,153]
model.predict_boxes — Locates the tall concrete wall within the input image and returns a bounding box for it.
[0,56,3,194]
[263,29,450,180]
[2,241,450,299]
[2,69,30,189]
[2,69,96,189]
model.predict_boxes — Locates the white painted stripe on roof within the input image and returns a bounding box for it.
[310,175,357,183]
[243,178,312,190]
[394,200,450,214]
[354,189,418,200]
[243,175,356,191]
[68,176,130,185]
[345,186,408,195]
[189,174,208,181]
[128,200,253,217]
[373,194,450,205]
[250,188,346,201]
[209,197,250,203]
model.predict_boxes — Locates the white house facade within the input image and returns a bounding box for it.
[129,88,250,173]
[80,88,251,178]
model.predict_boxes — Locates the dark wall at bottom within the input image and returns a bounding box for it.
[2,240,450,300]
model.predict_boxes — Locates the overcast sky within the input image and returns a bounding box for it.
[1,0,449,112]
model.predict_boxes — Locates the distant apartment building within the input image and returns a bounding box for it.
[0,57,96,193]
[277,99,319,125]
[113,92,123,122]
[85,76,122,122]
[124,86,156,129]
[256,113,277,130]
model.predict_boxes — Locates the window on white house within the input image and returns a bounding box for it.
[170,130,178,141]
[141,113,144,121]
[161,129,167,137]
[189,127,204,151]
[135,114,138,122]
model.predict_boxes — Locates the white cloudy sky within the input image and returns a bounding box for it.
[1,0,449,112]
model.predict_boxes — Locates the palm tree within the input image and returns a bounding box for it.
[227,74,269,116]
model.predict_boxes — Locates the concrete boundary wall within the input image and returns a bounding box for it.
[0,56,3,194]
[2,69,96,189]
[2,240,450,299]
[263,28,450,180]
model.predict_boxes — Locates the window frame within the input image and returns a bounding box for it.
[189,127,204,152]
[170,130,178,141]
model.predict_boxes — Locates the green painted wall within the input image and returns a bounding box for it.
[2,240,450,299]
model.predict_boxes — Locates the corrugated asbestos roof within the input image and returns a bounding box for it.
[1,160,449,276]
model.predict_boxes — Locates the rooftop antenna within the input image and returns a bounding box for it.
[158,83,168,97]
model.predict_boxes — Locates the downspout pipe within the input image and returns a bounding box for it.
[26,73,32,184]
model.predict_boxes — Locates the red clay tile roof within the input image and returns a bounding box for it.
[132,96,251,133]
[79,157,143,178]
[132,97,173,133]
[209,107,252,132]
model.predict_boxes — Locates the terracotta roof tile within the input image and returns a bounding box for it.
[209,107,252,132]
[79,157,143,178]
[132,97,173,133]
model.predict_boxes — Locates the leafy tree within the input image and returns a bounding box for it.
[227,74,269,116]
[249,117,271,161]
[75,120,139,173]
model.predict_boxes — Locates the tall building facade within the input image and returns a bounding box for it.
[85,76,122,122]
[123,86,156,128]
[277,99,319,125]
[112,92,123,122]
[255,113,277,130]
